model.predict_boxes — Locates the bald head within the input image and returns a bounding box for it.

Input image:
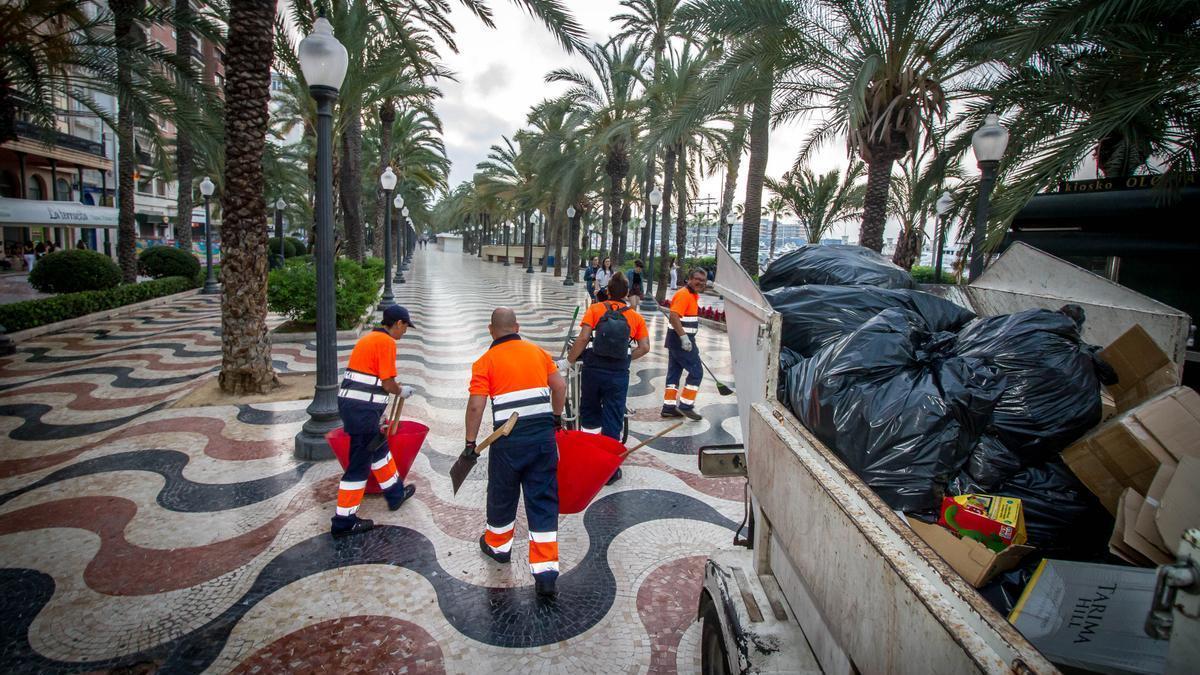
[489,307,519,339]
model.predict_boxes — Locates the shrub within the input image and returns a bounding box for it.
[910,265,936,283]
[139,245,201,280]
[268,258,383,330]
[28,249,122,293]
[268,237,300,258]
[362,256,385,273]
[287,236,308,254]
[0,276,196,332]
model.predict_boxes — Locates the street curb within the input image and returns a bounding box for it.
[699,318,727,333]
[8,288,202,342]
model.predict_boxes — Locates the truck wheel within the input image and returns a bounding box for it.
[700,591,731,675]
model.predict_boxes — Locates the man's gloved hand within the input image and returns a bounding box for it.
[461,440,477,458]
[680,334,693,352]
[553,414,563,431]
[399,385,414,399]
[555,358,570,372]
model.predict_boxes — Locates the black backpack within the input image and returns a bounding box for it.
[592,302,632,359]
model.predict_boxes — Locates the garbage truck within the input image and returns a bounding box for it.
[697,242,1196,674]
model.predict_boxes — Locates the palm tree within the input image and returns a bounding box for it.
[216,0,277,395]
[764,196,785,259]
[778,0,1006,253]
[111,0,139,282]
[173,0,196,253]
[765,161,865,245]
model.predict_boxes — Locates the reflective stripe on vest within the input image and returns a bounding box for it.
[340,368,387,398]
[680,316,699,335]
[491,386,552,425]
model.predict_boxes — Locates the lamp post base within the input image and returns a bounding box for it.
[639,296,659,312]
[378,290,395,310]
[563,278,574,286]
[201,279,221,295]
[294,399,340,460]
[526,267,534,274]
[395,270,406,284]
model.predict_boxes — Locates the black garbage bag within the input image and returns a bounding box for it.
[777,347,803,407]
[789,309,1006,512]
[962,435,1025,491]
[952,306,1113,462]
[759,244,915,292]
[950,459,1114,560]
[765,285,976,357]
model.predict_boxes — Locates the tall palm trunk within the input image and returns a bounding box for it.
[605,143,627,264]
[613,176,628,263]
[600,197,609,255]
[657,144,677,302]
[339,113,364,262]
[372,99,395,257]
[740,85,773,275]
[173,0,194,252]
[217,0,277,395]
[769,211,779,258]
[541,205,554,272]
[675,143,687,267]
[718,105,746,248]
[640,152,655,262]
[552,208,563,277]
[891,221,923,270]
[859,143,901,253]
[112,0,139,283]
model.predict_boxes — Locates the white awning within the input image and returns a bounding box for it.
[0,197,118,228]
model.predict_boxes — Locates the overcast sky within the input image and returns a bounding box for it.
[433,0,869,239]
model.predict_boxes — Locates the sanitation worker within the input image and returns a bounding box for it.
[466,307,568,598]
[661,268,707,420]
[331,304,418,537]
[565,271,650,484]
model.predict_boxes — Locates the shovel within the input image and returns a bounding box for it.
[620,421,684,459]
[449,412,519,494]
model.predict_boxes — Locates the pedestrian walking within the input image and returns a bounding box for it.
[628,259,645,307]
[23,242,35,271]
[661,268,707,421]
[331,305,418,537]
[594,257,615,302]
[668,258,679,292]
[583,256,599,301]
[467,307,567,598]
[565,271,650,484]
[34,241,46,261]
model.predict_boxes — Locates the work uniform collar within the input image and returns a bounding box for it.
[490,333,522,349]
[372,326,390,335]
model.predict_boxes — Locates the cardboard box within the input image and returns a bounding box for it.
[1109,488,1173,566]
[1009,559,1169,674]
[937,494,1027,550]
[1133,464,1176,557]
[1100,324,1179,413]
[908,518,1033,587]
[1155,455,1200,553]
[1063,386,1200,514]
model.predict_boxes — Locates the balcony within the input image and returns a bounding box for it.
[13,120,104,157]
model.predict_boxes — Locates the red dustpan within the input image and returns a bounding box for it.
[556,430,626,514]
[326,421,429,494]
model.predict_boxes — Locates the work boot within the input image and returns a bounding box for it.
[660,407,682,419]
[479,535,511,564]
[606,468,622,485]
[330,516,375,538]
[385,484,417,511]
[679,407,703,421]
[535,573,558,599]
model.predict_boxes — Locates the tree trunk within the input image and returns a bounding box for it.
[372,99,395,258]
[675,143,687,267]
[614,176,629,263]
[552,207,563,277]
[741,85,773,276]
[858,148,898,253]
[112,0,139,283]
[769,212,778,259]
[340,113,364,262]
[541,206,553,272]
[173,0,194,252]
[600,196,609,256]
[657,144,677,302]
[640,151,655,262]
[217,0,278,395]
[718,104,746,248]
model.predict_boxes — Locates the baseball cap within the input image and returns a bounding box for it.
[382,305,415,327]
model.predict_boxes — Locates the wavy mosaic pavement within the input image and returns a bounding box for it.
[0,249,742,673]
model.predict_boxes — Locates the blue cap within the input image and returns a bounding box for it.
[382,305,415,327]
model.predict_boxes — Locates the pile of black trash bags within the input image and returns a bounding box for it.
[766,246,1117,573]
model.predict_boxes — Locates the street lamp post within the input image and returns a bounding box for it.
[640,188,662,311]
[199,176,218,294]
[294,14,348,461]
[525,212,534,273]
[400,206,410,270]
[970,113,1008,280]
[504,219,511,266]
[933,191,953,284]
[564,205,577,286]
[378,167,397,308]
[395,198,407,283]
[274,197,286,264]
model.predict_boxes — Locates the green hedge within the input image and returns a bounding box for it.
[140,245,201,280]
[29,249,122,293]
[910,265,935,283]
[268,237,301,258]
[267,258,382,330]
[0,276,197,333]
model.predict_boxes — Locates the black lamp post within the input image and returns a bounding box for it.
[274,197,286,264]
[933,191,953,284]
[504,218,511,266]
[395,199,407,283]
[399,206,410,270]
[199,176,219,294]
[640,187,662,311]
[564,205,577,286]
[525,212,534,273]
[378,167,397,308]
[405,216,413,264]
[294,14,348,461]
[969,113,1008,280]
